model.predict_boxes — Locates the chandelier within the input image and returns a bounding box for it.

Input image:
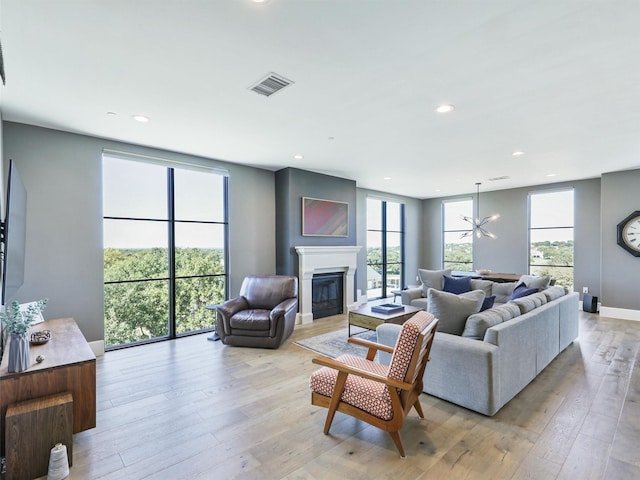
[461,183,500,239]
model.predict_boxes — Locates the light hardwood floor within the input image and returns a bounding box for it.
[65,310,640,479]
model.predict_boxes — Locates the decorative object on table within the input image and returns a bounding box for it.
[30,329,51,345]
[461,182,500,239]
[36,354,45,363]
[47,442,70,480]
[616,210,640,257]
[475,268,491,275]
[0,298,48,373]
[370,303,405,314]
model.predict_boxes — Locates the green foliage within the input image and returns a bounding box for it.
[442,240,575,288]
[366,246,402,275]
[104,248,225,347]
[0,299,48,334]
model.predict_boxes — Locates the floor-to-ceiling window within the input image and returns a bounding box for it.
[102,153,228,349]
[442,198,473,271]
[366,198,404,300]
[529,189,574,288]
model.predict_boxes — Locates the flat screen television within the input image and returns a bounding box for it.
[1,159,27,305]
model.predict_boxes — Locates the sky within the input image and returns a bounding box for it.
[102,156,226,249]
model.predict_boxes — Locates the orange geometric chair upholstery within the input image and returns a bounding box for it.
[309,311,438,457]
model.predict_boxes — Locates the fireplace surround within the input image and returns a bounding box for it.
[295,246,361,324]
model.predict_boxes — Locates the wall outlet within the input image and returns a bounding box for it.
[583,287,589,294]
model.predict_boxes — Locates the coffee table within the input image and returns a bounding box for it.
[348,304,423,336]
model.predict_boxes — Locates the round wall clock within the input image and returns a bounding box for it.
[617,210,640,257]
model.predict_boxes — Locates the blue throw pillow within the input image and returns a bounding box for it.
[480,295,496,311]
[510,285,538,300]
[443,275,472,295]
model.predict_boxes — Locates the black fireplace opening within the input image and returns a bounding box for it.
[312,272,344,319]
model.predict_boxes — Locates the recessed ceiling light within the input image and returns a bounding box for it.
[293,154,304,160]
[435,104,454,113]
[545,173,557,178]
[383,177,391,181]
[435,189,441,192]
[512,150,525,156]
[251,0,270,3]
[132,115,149,123]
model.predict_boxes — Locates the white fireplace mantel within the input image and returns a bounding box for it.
[295,245,362,324]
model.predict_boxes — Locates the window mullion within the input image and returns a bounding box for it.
[167,168,176,339]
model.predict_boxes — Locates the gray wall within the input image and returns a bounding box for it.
[2,122,275,342]
[422,179,602,300]
[275,168,357,281]
[601,168,640,311]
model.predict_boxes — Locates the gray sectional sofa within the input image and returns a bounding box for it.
[377,276,579,416]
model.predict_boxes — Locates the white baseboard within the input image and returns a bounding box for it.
[89,340,105,356]
[599,306,640,322]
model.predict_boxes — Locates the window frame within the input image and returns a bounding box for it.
[366,197,405,300]
[102,153,229,349]
[527,187,574,288]
[442,197,473,271]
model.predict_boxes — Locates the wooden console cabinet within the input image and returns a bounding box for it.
[0,317,96,458]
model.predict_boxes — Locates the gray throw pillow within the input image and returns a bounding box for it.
[492,282,517,304]
[418,268,451,296]
[470,279,493,296]
[427,288,485,336]
[515,274,551,290]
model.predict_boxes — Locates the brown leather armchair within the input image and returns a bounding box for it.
[216,275,299,349]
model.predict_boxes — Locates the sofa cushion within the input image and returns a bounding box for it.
[511,295,539,314]
[471,279,494,296]
[443,275,471,294]
[462,302,521,340]
[497,302,522,319]
[427,288,485,335]
[492,282,516,304]
[510,285,538,300]
[515,274,551,290]
[418,268,451,296]
[462,308,505,340]
[532,292,548,306]
[542,286,566,301]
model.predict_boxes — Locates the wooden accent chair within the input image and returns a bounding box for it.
[309,311,438,457]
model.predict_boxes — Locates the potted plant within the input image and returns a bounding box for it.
[1,299,47,372]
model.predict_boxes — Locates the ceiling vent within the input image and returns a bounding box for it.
[488,175,510,182]
[249,73,294,97]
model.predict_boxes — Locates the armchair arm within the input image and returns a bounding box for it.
[216,296,249,336]
[312,355,413,391]
[400,287,423,306]
[270,297,298,320]
[270,297,298,336]
[347,337,395,361]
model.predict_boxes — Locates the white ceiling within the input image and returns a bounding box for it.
[1,0,639,199]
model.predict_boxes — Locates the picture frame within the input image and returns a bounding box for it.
[302,197,349,237]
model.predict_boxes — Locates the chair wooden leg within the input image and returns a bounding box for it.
[389,430,406,458]
[413,399,425,418]
[323,372,348,434]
